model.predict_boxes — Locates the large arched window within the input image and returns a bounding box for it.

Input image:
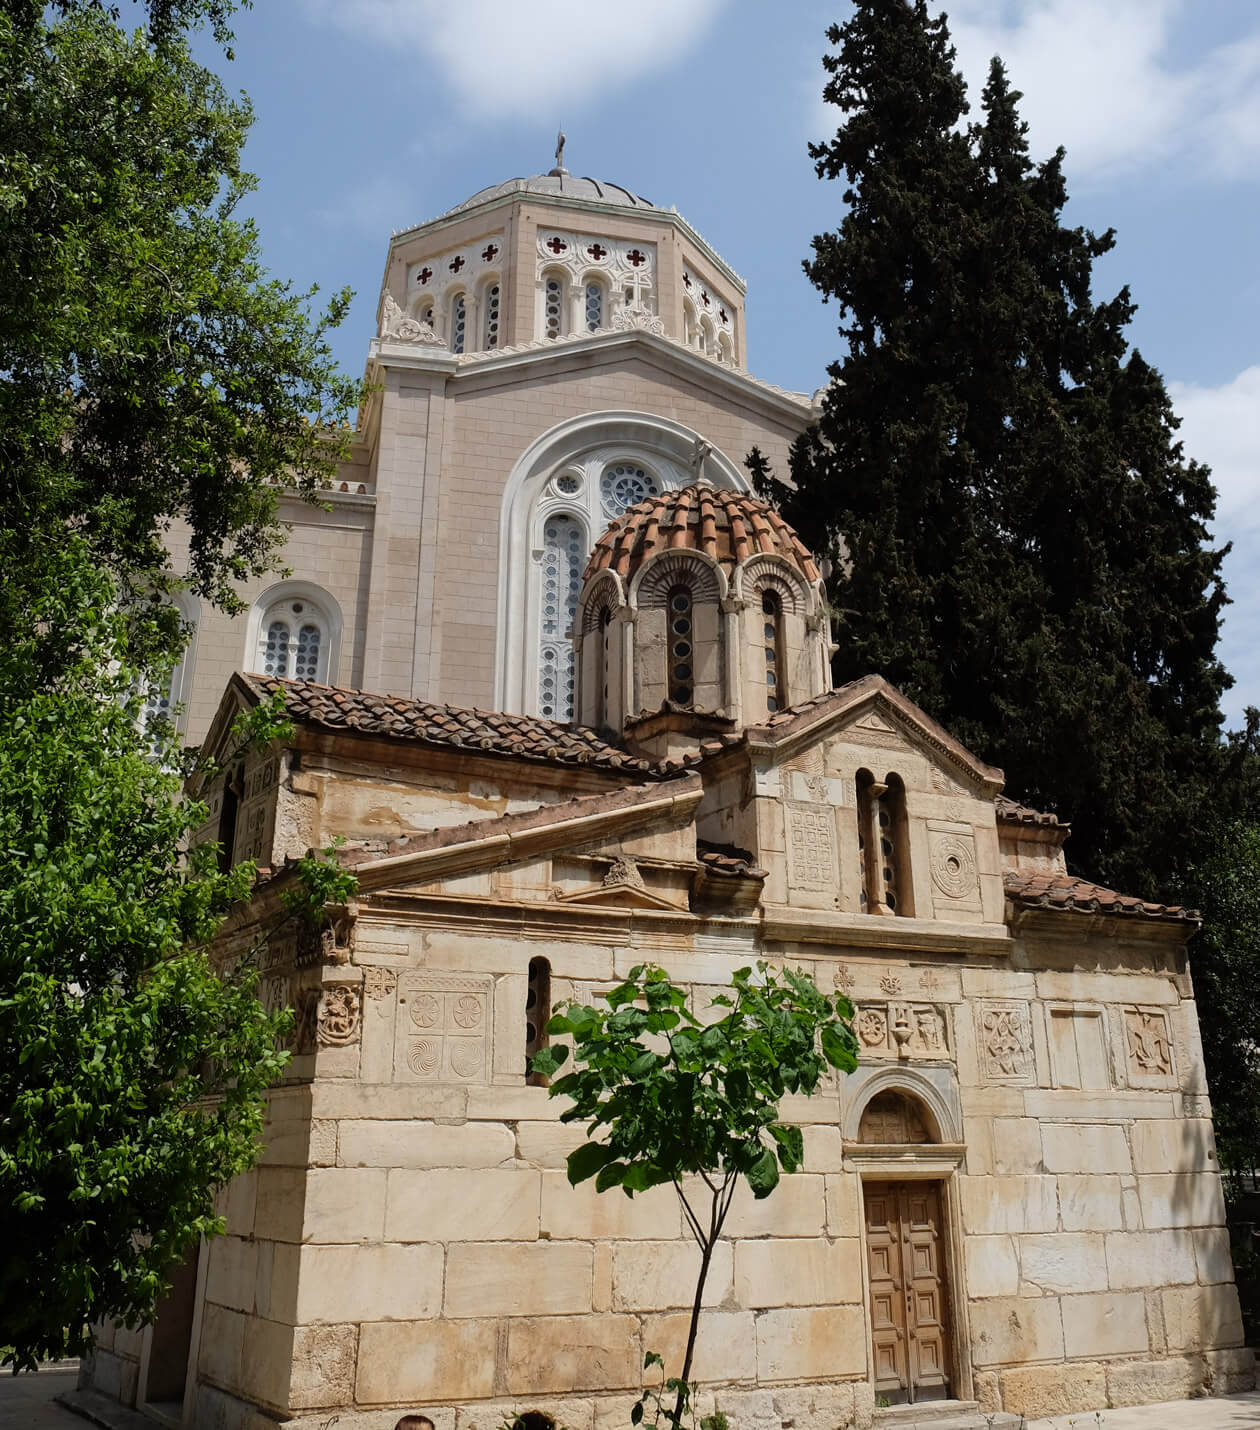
[537,514,585,720]
[247,584,340,685]
[495,412,753,717]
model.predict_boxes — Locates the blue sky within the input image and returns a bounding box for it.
[211,0,1258,727]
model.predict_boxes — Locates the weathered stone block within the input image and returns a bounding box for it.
[755,1305,867,1381]
[613,1239,732,1312]
[357,1319,498,1402]
[733,1237,862,1308]
[515,1119,590,1169]
[338,1118,514,1169]
[239,1317,295,1411]
[1130,1117,1216,1175]
[998,1361,1106,1419]
[198,1303,245,1389]
[824,1172,861,1236]
[295,1242,443,1322]
[1106,1353,1208,1406]
[717,1174,825,1239]
[963,1235,1019,1298]
[204,1236,258,1314]
[505,1315,641,1394]
[253,1168,304,1244]
[1040,1122,1131,1175]
[303,1168,387,1243]
[290,1325,359,1411]
[1019,1232,1107,1294]
[1137,1172,1227,1228]
[959,1175,1058,1234]
[769,1383,857,1430]
[445,1241,594,1317]
[1060,1290,1148,1358]
[1105,1230,1196,1289]
[1057,1173,1124,1230]
[1206,1347,1257,1394]
[970,1296,1064,1366]
[992,1117,1042,1173]
[1195,1226,1236,1284]
[1161,1284,1246,1350]
[387,1168,540,1241]
[641,1309,757,1383]
[542,1172,679,1240]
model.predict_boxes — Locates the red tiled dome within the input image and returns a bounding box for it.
[584,484,820,584]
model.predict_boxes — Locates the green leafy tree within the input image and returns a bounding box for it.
[530,962,858,1428]
[0,0,358,670]
[766,0,1229,894]
[0,554,305,1369]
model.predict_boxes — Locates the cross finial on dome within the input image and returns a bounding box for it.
[549,127,568,178]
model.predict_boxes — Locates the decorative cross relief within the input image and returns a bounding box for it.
[1123,1005,1176,1087]
[855,1002,950,1060]
[394,972,493,1084]
[977,999,1035,1084]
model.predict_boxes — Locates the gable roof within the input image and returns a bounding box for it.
[1004,869,1197,923]
[235,674,665,778]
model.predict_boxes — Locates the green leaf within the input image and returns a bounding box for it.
[768,1123,804,1173]
[566,1141,616,1187]
[821,1022,857,1072]
[746,1147,781,1198]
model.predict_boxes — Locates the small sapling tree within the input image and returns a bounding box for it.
[529,961,858,1427]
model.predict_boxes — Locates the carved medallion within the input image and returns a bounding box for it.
[395,972,492,1084]
[858,1008,888,1048]
[930,834,977,899]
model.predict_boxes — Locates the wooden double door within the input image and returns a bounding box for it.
[864,1180,952,1405]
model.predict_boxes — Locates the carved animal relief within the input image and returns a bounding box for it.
[317,985,362,1047]
[977,999,1035,1084]
[395,973,493,1084]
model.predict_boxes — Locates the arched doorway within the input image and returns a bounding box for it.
[850,1086,961,1408]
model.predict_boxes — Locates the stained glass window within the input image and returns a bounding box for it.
[538,515,584,720]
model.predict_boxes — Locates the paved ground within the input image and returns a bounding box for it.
[4,1370,1260,1430]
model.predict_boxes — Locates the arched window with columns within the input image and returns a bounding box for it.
[537,513,585,720]
[449,291,467,353]
[247,583,341,686]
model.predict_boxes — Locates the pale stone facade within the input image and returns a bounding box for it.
[84,168,1253,1429]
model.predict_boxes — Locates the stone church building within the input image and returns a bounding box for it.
[81,163,1253,1429]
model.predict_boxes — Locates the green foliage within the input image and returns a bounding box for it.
[0,561,295,1369]
[281,844,360,928]
[0,1,359,671]
[773,1,1229,897]
[533,962,856,1425]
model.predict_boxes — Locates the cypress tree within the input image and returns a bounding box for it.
[773,0,1230,893]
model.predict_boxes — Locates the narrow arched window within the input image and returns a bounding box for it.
[584,281,604,332]
[450,292,466,353]
[699,317,714,355]
[538,514,584,720]
[417,300,435,331]
[544,274,564,339]
[483,283,500,349]
[683,300,697,347]
[761,589,786,713]
[525,956,552,1084]
[718,332,734,366]
[856,769,911,915]
[598,605,612,729]
[668,585,694,706]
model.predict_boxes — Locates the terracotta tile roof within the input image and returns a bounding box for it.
[586,484,821,584]
[696,840,767,879]
[241,675,663,776]
[1004,870,1197,923]
[996,794,1067,828]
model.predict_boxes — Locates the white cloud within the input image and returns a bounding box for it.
[304,0,727,120]
[945,0,1260,180]
[809,1,1260,181]
[1170,367,1260,723]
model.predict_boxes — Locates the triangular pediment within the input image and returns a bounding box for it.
[748,675,1004,796]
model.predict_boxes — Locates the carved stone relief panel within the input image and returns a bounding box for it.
[927,822,981,917]
[235,755,281,866]
[855,1002,951,1060]
[785,801,839,894]
[976,999,1036,1085]
[394,972,493,1084]
[1122,1005,1177,1088]
[317,985,362,1047]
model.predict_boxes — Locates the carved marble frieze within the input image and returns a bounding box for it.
[1122,1004,1177,1089]
[976,998,1036,1085]
[785,800,838,893]
[394,972,493,1084]
[854,1000,951,1061]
